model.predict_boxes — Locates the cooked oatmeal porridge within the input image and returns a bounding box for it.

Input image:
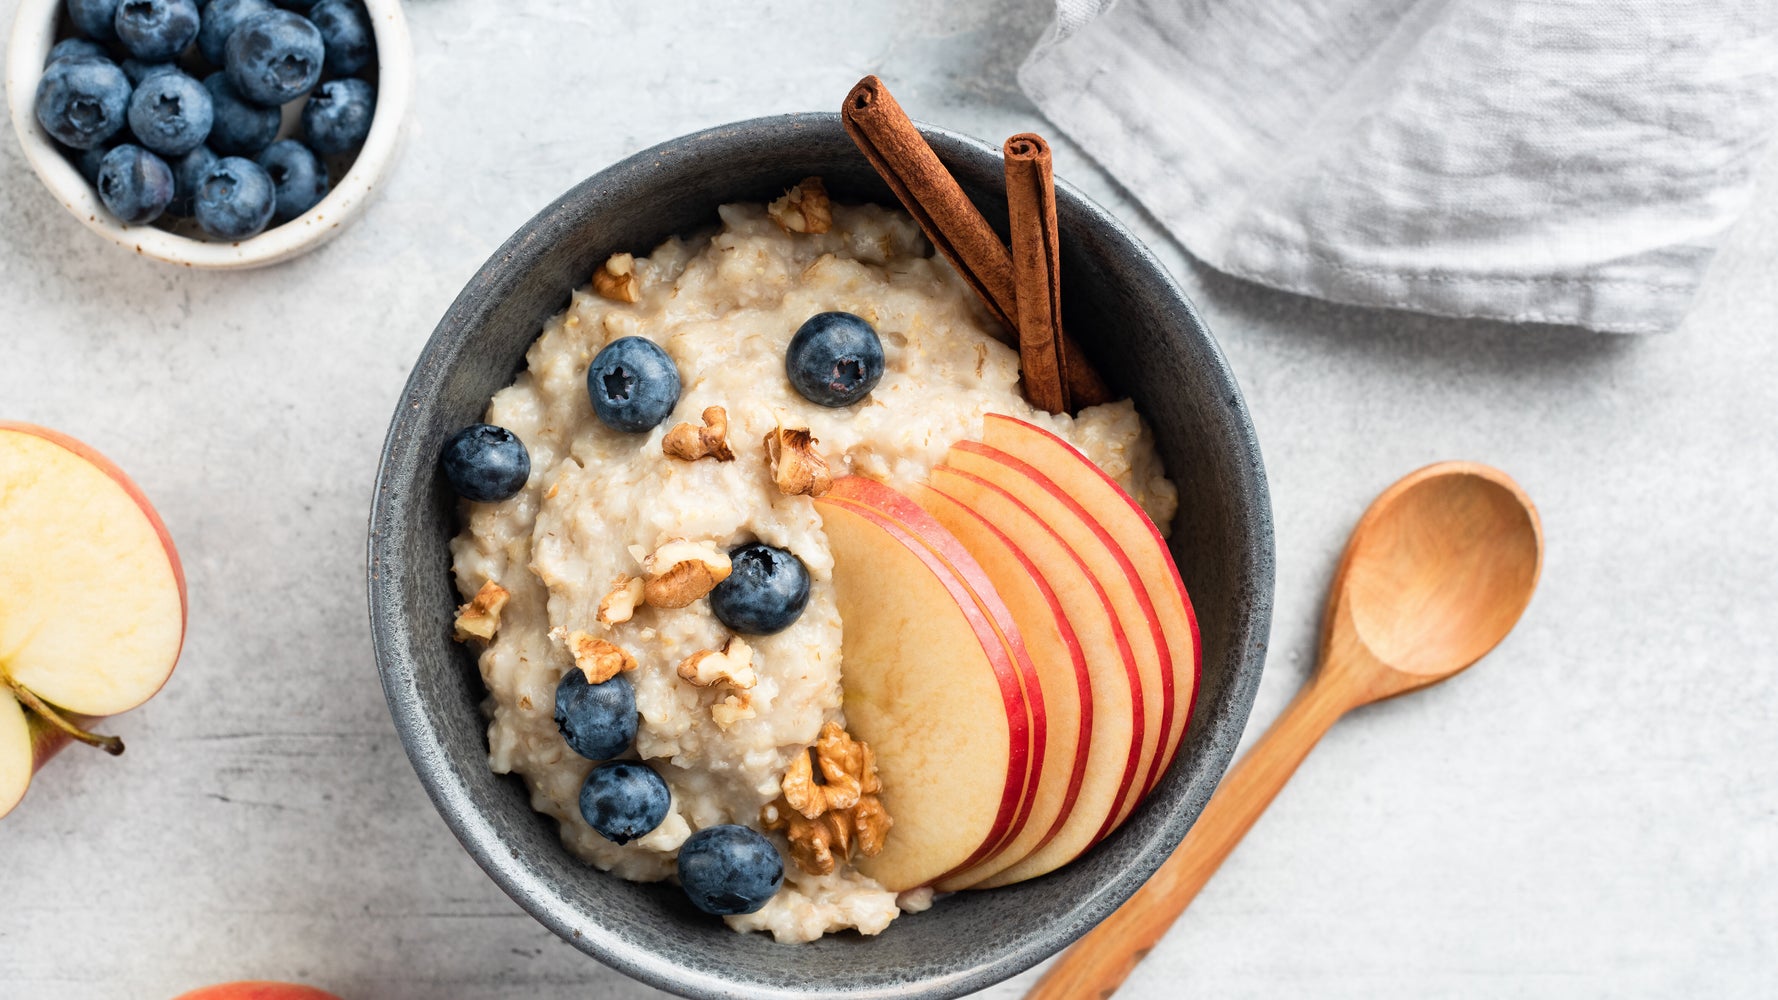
[449,192,1177,943]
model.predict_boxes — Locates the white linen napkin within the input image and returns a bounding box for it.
[1020,0,1778,334]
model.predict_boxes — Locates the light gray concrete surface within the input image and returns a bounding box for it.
[3,1,1775,997]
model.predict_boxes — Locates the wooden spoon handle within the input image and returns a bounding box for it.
[1027,677,1351,1000]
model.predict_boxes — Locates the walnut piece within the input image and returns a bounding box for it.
[564,630,637,683]
[452,580,510,642]
[764,425,832,497]
[711,693,756,731]
[767,177,833,235]
[592,253,640,303]
[662,406,735,462]
[761,722,890,875]
[597,574,645,626]
[676,636,757,690]
[642,538,733,608]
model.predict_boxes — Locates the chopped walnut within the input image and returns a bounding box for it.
[452,580,510,642]
[642,538,733,608]
[761,722,890,875]
[597,574,645,626]
[767,177,833,235]
[764,425,832,497]
[711,693,756,731]
[592,253,640,303]
[564,630,637,683]
[676,636,756,690]
[662,406,735,462]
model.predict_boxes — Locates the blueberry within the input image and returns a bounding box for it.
[167,144,217,215]
[35,59,130,150]
[256,138,328,221]
[114,0,200,63]
[554,670,638,761]
[192,155,275,239]
[307,0,372,76]
[586,337,681,433]
[579,761,671,846]
[676,825,783,917]
[710,543,811,635]
[440,423,529,503]
[126,70,212,155]
[121,58,178,84]
[96,144,174,223]
[47,38,111,65]
[225,10,323,106]
[201,72,278,154]
[272,0,319,8]
[196,0,273,66]
[299,77,373,155]
[68,0,123,42]
[786,312,885,407]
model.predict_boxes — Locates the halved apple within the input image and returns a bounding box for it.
[981,415,1201,793]
[172,983,345,1000]
[908,480,1109,890]
[942,442,1171,841]
[0,423,187,819]
[812,492,1036,891]
[925,465,1152,887]
[827,476,1064,887]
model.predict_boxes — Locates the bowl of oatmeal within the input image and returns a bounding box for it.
[369,113,1272,999]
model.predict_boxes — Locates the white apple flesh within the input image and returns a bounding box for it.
[813,492,1036,891]
[825,477,1054,883]
[0,423,187,819]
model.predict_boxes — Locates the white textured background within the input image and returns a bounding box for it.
[2,1,1775,997]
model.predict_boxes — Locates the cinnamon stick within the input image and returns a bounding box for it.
[1004,133,1070,414]
[841,76,1112,408]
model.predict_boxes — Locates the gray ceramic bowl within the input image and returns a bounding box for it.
[369,113,1272,999]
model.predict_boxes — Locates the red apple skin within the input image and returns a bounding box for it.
[171,984,344,1000]
[948,442,1171,840]
[28,712,77,772]
[981,414,1204,792]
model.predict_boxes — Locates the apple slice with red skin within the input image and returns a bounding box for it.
[172,984,344,1000]
[826,476,1059,886]
[812,492,1036,891]
[924,465,1149,887]
[981,414,1202,795]
[907,480,1100,890]
[942,441,1172,842]
[0,423,187,819]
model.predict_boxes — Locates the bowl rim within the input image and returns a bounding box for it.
[368,112,1274,999]
[4,0,412,269]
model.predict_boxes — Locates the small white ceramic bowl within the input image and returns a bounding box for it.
[5,0,412,268]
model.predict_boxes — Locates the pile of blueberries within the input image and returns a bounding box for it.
[436,311,887,917]
[34,0,377,239]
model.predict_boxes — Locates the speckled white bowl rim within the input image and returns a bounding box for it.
[5,0,411,268]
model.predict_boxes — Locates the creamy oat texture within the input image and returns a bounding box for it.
[451,199,1178,943]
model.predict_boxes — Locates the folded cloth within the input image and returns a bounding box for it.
[1020,0,1778,333]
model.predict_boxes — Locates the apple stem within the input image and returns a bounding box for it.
[2,674,125,756]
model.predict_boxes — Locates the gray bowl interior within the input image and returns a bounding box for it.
[369,113,1273,1000]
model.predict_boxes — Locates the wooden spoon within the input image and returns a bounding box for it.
[1029,461,1544,1000]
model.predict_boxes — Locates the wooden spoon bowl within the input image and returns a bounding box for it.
[1326,462,1543,701]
